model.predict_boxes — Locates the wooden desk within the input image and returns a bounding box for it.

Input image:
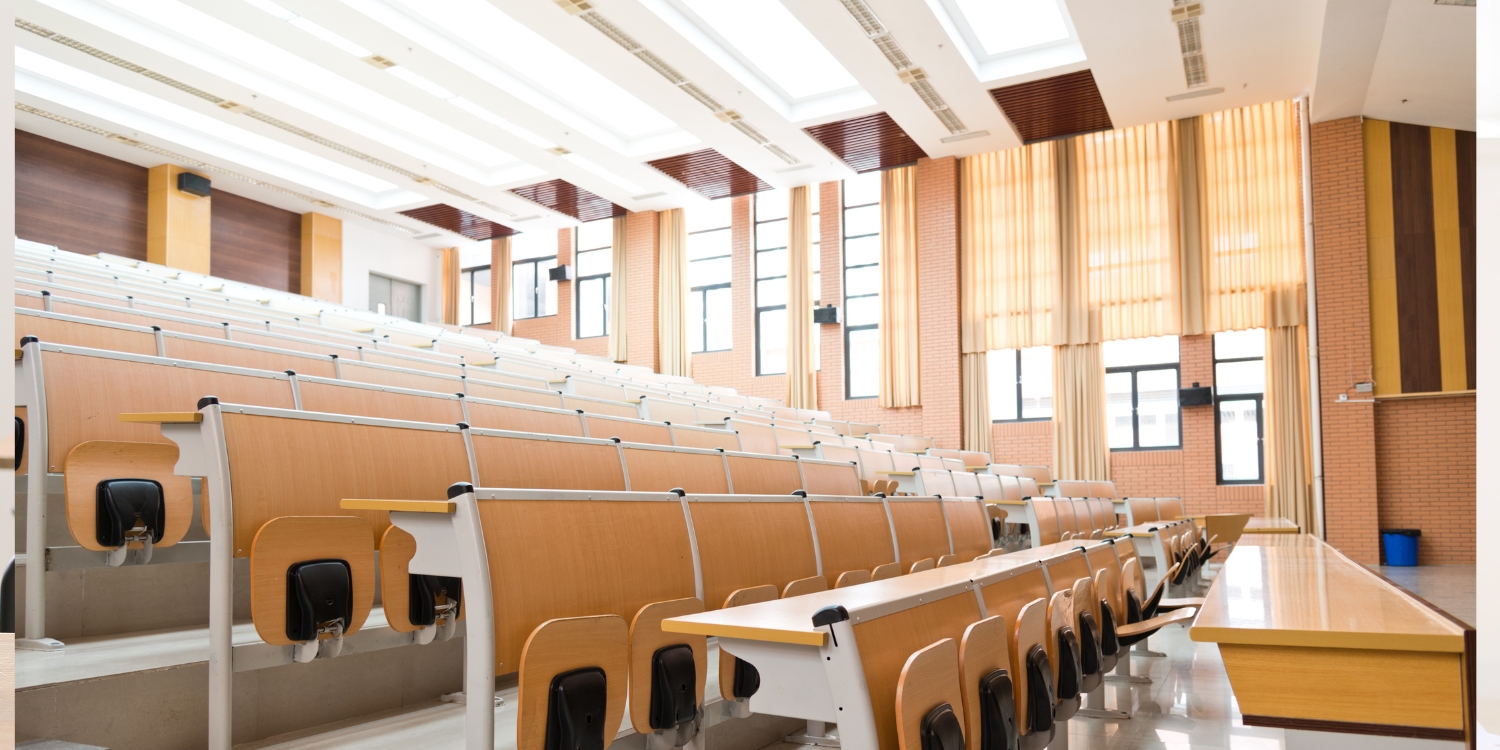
[1244,516,1299,534]
[1190,535,1473,745]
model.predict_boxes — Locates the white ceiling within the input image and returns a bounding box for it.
[11,0,1477,246]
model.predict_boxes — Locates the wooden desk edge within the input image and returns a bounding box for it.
[1189,625,1466,653]
[661,618,826,647]
[340,499,456,514]
[119,412,203,424]
[877,471,916,477]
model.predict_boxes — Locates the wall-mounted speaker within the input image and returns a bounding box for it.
[548,264,574,282]
[1179,384,1213,407]
[813,305,841,325]
[177,172,212,197]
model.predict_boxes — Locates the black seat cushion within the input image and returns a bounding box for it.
[95,479,165,548]
[545,667,607,750]
[649,644,697,729]
[920,702,965,750]
[285,559,352,642]
[978,668,1018,750]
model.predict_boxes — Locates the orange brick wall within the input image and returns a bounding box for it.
[624,211,659,370]
[510,226,610,359]
[1374,395,1475,564]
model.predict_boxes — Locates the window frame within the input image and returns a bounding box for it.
[990,348,1054,423]
[511,255,557,321]
[573,229,611,340]
[1212,348,1267,485]
[842,181,880,400]
[688,214,733,354]
[459,265,493,327]
[1104,362,1182,451]
[753,197,787,376]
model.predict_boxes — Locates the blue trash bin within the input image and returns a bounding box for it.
[1381,529,1420,566]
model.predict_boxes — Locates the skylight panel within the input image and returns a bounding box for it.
[386,66,455,100]
[677,0,858,100]
[285,16,372,57]
[954,0,1069,55]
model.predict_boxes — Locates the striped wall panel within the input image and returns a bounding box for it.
[803,112,927,174]
[647,148,769,199]
[989,70,1113,144]
[511,179,626,222]
[397,204,516,241]
[1363,119,1476,395]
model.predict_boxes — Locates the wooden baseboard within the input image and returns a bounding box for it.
[1242,714,1465,742]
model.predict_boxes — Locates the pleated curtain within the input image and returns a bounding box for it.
[608,216,629,362]
[1052,342,1109,481]
[880,166,921,408]
[490,236,512,335]
[785,186,818,410]
[1265,325,1317,534]
[440,247,460,325]
[961,352,993,456]
[656,209,691,377]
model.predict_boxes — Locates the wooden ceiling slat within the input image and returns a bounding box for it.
[510,179,626,223]
[396,204,516,241]
[803,112,928,174]
[989,69,1113,144]
[647,148,770,200]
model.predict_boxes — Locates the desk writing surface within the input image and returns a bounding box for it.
[1104,522,1175,539]
[1191,535,1466,653]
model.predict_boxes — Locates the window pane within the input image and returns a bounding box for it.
[757,278,786,308]
[579,277,605,338]
[1216,360,1265,395]
[845,265,880,297]
[459,270,474,326]
[539,259,558,316]
[687,199,732,232]
[845,296,880,327]
[848,328,880,398]
[688,227,731,260]
[1218,399,1261,481]
[756,219,787,251]
[1136,368,1179,447]
[756,189,788,221]
[845,234,880,268]
[759,308,787,374]
[513,262,536,319]
[1106,372,1135,448]
[576,219,613,251]
[844,172,881,206]
[1214,328,1266,360]
[690,257,732,287]
[756,248,787,279]
[988,350,1018,421]
[513,230,557,260]
[1103,335,1179,367]
[1019,346,1053,418]
[472,267,492,326]
[688,290,705,353]
[844,204,880,237]
[705,287,733,351]
[810,213,820,246]
[576,248,611,277]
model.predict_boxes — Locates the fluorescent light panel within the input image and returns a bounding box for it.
[676,0,857,100]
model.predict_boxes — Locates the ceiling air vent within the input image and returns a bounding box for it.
[548,146,571,156]
[217,101,253,114]
[361,54,397,69]
[1172,1,1209,88]
[834,0,967,135]
[715,110,743,123]
[554,0,594,15]
[897,67,927,85]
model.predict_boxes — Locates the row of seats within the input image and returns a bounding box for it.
[1126,497,1188,524]
[1030,498,1122,545]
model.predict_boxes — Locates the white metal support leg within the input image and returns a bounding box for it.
[17,345,62,652]
[1132,641,1166,658]
[1075,685,1129,721]
[784,720,841,746]
[1105,650,1151,684]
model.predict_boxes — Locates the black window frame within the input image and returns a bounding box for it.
[511,255,557,321]
[459,265,492,327]
[1104,363,1182,451]
[842,180,880,400]
[688,212,733,354]
[752,191,819,376]
[1213,347,1266,485]
[573,227,612,340]
[990,348,1054,423]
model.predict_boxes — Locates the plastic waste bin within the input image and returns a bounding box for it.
[1381,529,1420,567]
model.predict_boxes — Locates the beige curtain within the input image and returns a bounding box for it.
[440,247,460,325]
[1053,343,1109,481]
[1199,99,1306,332]
[608,216,629,362]
[1265,325,1317,534]
[880,166,921,407]
[785,186,818,410]
[959,142,1059,353]
[961,352,993,456]
[1176,117,1208,336]
[490,236,512,335]
[657,209,690,377]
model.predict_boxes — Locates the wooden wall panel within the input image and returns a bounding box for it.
[210,189,301,292]
[16,130,148,259]
[1455,130,1476,388]
[989,70,1113,144]
[1388,122,1441,394]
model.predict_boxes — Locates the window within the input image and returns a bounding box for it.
[988,347,1053,421]
[688,199,733,353]
[512,231,558,320]
[1214,329,1265,484]
[1103,336,1181,450]
[843,172,881,398]
[458,266,492,327]
[754,185,819,375]
[574,220,612,339]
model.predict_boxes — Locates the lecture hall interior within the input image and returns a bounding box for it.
[0,0,1489,748]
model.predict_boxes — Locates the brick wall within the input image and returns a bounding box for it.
[624,211,659,370]
[1374,395,1475,564]
[510,226,610,359]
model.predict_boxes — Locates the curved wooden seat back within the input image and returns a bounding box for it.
[621,445,729,493]
[670,424,740,451]
[1053,499,1080,537]
[1018,477,1041,499]
[297,379,466,424]
[951,471,982,498]
[908,558,935,574]
[1070,577,1100,647]
[338,360,462,394]
[40,349,296,472]
[249,516,376,646]
[685,497,819,609]
[160,337,341,379]
[1071,499,1098,534]
[800,459,862,496]
[628,598,708,734]
[464,399,587,437]
[717,585,779,700]
[471,431,627,491]
[640,397,698,425]
[585,415,671,445]
[782,575,828,598]
[354,350,456,375]
[915,469,955,498]
[1044,552,1095,602]
[1089,481,1117,500]
[517,615,629,750]
[1045,590,1075,691]
[943,498,992,562]
[915,455,945,471]
[568,377,629,401]
[724,453,801,495]
[379,525,463,633]
[979,567,1050,639]
[960,451,991,469]
[773,425,814,455]
[989,463,1023,477]
[729,419,779,455]
[895,638,966,750]
[220,412,470,555]
[856,448,896,482]
[1120,557,1148,606]
[16,310,157,355]
[1020,465,1053,485]
[477,494,697,674]
[1127,497,1160,524]
[50,298,224,337]
[808,497,897,587]
[957,616,1011,750]
[927,448,960,461]
[976,473,1003,501]
[471,369,554,393]
[815,443,859,465]
[1055,480,1090,498]
[229,330,353,357]
[888,497,953,564]
[64,441,193,551]
[837,569,874,587]
[564,396,641,419]
[854,588,982,750]
[1157,497,1185,520]
[1030,500,1062,546]
[1088,499,1115,529]
[998,475,1023,502]
[465,379,567,409]
[1009,599,1050,739]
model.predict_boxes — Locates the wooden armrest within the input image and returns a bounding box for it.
[781,444,816,450]
[1159,597,1205,610]
[119,412,203,424]
[14,349,22,360]
[877,470,915,477]
[340,499,456,514]
[1117,607,1196,638]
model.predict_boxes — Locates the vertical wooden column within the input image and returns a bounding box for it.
[146,164,211,274]
[300,212,342,303]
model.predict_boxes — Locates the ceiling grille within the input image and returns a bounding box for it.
[988,69,1113,144]
[803,112,927,173]
[1171,1,1209,89]
[512,179,626,222]
[647,148,769,199]
[397,204,517,240]
[834,0,967,135]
